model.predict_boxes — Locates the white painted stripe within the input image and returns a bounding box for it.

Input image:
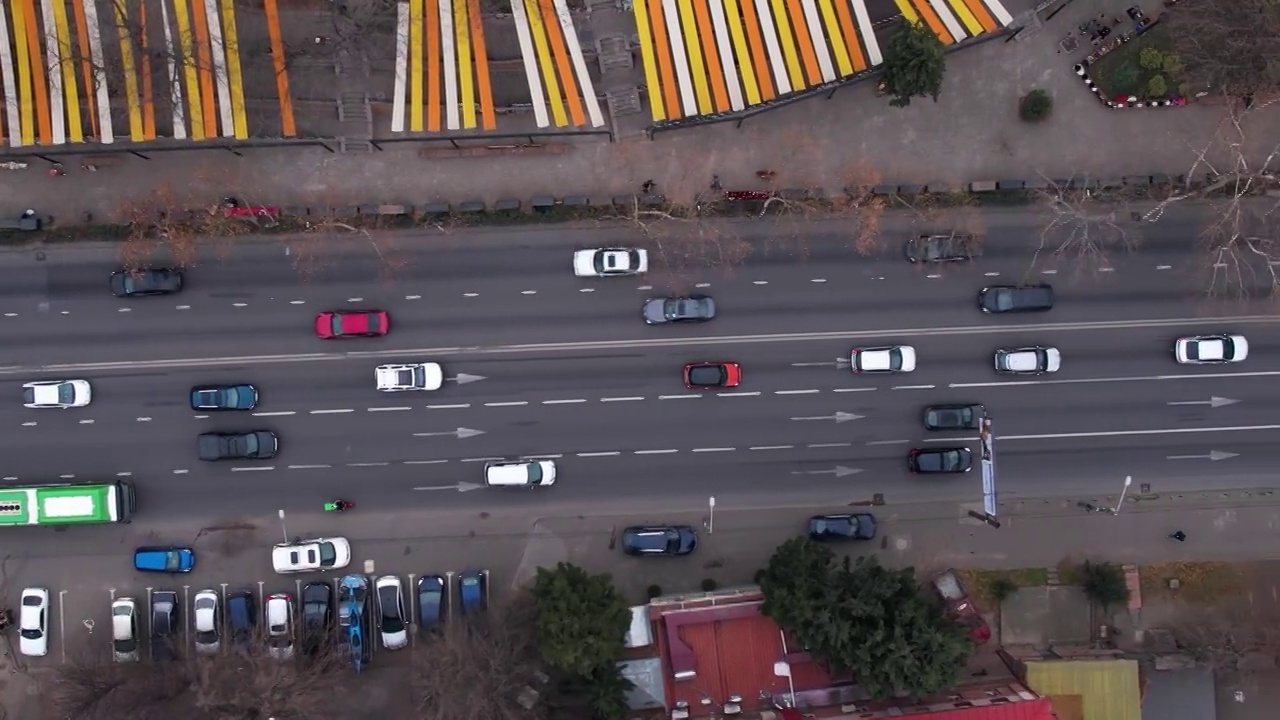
[230,466,275,472]
[160,0,186,140]
[601,396,644,402]
[753,0,792,94]
[252,411,296,417]
[801,0,836,82]
[808,442,852,448]
[552,0,604,127]
[347,462,389,467]
[658,394,701,400]
[662,0,698,115]
[439,0,459,130]
[508,0,548,127]
[391,1,409,133]
[0,5,20,146]
[717,391,760,397]
[288,464,331,470]
[849,0,882,65]
[833,387,876,393]
[39,0,66,144]
[368,406,412,412]
[310,408,355,414]
[775,389,820,395]
[750,445,794,450]
[635,448,679,455]
[485,401,528,407]
[577,451,621,457]
[404,459,450,465]
[706,0,744,111]
[523,453,563,459]
[692,447,736,453]
[981,0,1014,25]
[951,369,1280,389]
[926,0,967,41]
[461,456,503,463]
[892,384,936,390]
[427,403,471,409]
[204,0,234,136]
[543,398,587,405]
[933,424,1280,443]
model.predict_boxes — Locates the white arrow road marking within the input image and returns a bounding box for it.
[791,466,862,477]
[1166,450,1239,461]
[1167,396,1239,408]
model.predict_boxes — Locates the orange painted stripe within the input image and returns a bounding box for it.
[72,0,98,137]
[908,0,954,44]
[192,0,218,138]
[647,0,681,120]
[833,0,866,71]
[784,0,822,85]
[958,0,997,32]
[425,0,441,132]
[263,0,295,136]
[537,0,585,127]
[467,0,495,130]
[20,0,50,144]
[139,0,156,140]
[693,0,729,112]
[738,0,775,100]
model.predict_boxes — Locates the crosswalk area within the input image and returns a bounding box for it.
[0,0,297,147]
[633,0,1014,122]
[390,0,604,134]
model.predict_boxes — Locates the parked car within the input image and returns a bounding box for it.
[416,575,446,633]
[197,431,279,461]
[923,404,984,431]
[150,590,179,660]
[193,589,221,655]
[683,361,742,389]
[573,248,649,277]
[621,526,698,556]
[807,514,877,541]
[994,346,1060,374]
[110,268,183,297]
[851,345,916,373]
[642,296,716,324]
[22,379,91,408]
[314,309,389,339]
[933,569,991,644]
[375,363,444,391]
[483,460,556,487]
[338,575,370,670]
[110,597,140,663]
[18,587,49,657]
[375,576,408,649]
[134,546,195,573]
[226,591,257,648]
[1175,334,1248,364]
[908,448,973,474]
[978,285,1054,313]
[302,582,333,654]
[272,537,352,574]
[190,384,258,411]
[266,594,295,660]
[458,570,487,614]
[905,234,976,263]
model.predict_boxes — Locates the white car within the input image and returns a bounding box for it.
[22,379,91,408]
[573,248,649,277]
[111,598,140,663]
[851,346,916,373]
[484,460,557,487]
[193,589,221,654]
[19,587,49,656]
[1175,334,1248,364]
[375,362,444,391]
[995,347,1061,374]
[272,537,352,574]
[265,594,295,660]
[375,575,408,650]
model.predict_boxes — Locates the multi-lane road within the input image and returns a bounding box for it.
[1,208,1279,523]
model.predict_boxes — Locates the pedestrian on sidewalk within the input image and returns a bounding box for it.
[641,179,655,194]
[1170,530,1187,542]
[710,174,722,191]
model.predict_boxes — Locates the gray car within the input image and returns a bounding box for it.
[642,296,716,325]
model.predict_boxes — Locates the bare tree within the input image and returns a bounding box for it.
[1163,0,1280,99]
[1165,598,1280,673]
[1025,178,1141,282]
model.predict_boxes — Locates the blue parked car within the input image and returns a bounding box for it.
[133,547,195,573]
[459,570,487,614]
[189,384,258,411]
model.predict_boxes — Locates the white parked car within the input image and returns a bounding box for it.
[375,575,408,650]
[265,594,295,660]
[375,362,444,391]
[111,597,140,663]
[484,460,557,487]
[22,379,91,408]
[19,587,49,656]
[272,537,352,574]
[851,346,916,373]
[995,347,1061,374]
[573,248,649,277]
[193,589,221,654]
[1175,334,1248,364]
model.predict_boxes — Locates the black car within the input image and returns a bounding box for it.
[226,591,257,647]
[197,431,279,461]
[416,575,446,633]
[978,285,1054,313]
[621,525,698,556]
[190,384,259,411]
[807,514,877,541]
[110,268,184,297]
[301,582,332,654]
[908,448,973,474]
[150,591,179,660]
[642,296,716,325]
[905,234,976,263]
[923,404,984,431]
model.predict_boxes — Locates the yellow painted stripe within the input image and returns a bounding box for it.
[945,0,983,36]
[21,0,50,144]
[537,0,584,127]
[409,0,424,131]
[893,0,919,23]
[959,0,997,31]
[768,0,806,91]
[632,0,665,121]
[11,0,35,145]
[172,0,205,140]
[425,0,441,131]
[50,0,82,141]
[454,0,477,129]
[675,0,711,114]
[721,0,761,105]
[785,0,821,86]
[192,0,218,138]
[110,3,143,141]
[816,0,852,77]
[909,0,955,44]
[138,0,156,140]
[220,0,248,139]
[522,0,566,127]
[693,1,729,112]
[833,0,865,71]
[740,0,775,100]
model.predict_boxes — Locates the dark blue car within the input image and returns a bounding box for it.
[134,547,196,573]
[190,384,258,411]
[459,570,487,614]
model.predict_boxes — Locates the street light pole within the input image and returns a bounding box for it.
[707,496,716,534]
[1111,476,1133,515]
[277,509,289,543]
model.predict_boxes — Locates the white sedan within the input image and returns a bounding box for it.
[22,379,91,408]
[272,537,352,574]
[375,575,409,650]
[1175,334,1248,364]
[265,594,295,660]
[573,248,649,277]
[19,587,49,657]
[375,363,443,391]
[851,346,916,373]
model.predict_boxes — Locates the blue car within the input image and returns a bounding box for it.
[190,384,258,411]
[459,570,487,614]
[133,547,195,573]
[338,574,369,671]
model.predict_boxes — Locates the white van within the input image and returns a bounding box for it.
[484,460,557,487]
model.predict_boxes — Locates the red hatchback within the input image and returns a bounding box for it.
[683,362,742,389]
[314,310,390,339]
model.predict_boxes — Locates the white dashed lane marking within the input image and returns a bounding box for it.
[484,401,528,407]
[892,385,935,390]
[288,464,332,470]
[750,445,794,450]
[427,403,471,409]
[717,391,760,397]
[658,394,700,400]
[254,411,296,417]
[368,406,412,412]
[692,447,735,453]
[230,466,274,472]
[310,409,355,415]
[774,389,819,395]
[543,399,586,405]
[634,449,679,455]
[577,451,621,457]
[600,396,643,402]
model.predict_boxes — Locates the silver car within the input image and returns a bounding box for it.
[193,590,221,655]
[642,296,716,325]
[111,598,140,663]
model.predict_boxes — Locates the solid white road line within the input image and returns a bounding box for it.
[923,423,1280,444]
[951,369,1280,389]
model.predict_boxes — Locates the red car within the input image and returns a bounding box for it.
[314,310,390,339]
[683,362,742,389]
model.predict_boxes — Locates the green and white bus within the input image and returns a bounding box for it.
[0,481,136,526]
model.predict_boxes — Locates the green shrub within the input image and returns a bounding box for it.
[1080,561,1131,608]
[1018,89,1053,122]
[1139,47,1165,70]
[753,568,767,585]
[1146,75,1168,98]
[989,577,1019,604]
[1162,53,1183,75]
[700,578,718,592]
[646,584,662,599]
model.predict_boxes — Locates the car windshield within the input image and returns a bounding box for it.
[21,388,33,404]
[21,627,41,640]
[662,529,680,552]
[814,518,850,534]
[319,542,336,565]
[165,552,181,571]
[689,366,724,385]
[887,349,902,370]
[222,387,240,405]
[420,590,441,616]
[410,367,424,385]
[993,289,1013,311]
[115,635,137,652]
[242,434,259,455]
[57,384,74,404]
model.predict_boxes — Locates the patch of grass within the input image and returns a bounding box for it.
[961,568,1049,607]
[1140,561,1247,604]
[1087,23,1179,100]
[1057,558,1085,586]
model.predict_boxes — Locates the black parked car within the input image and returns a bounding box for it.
[978,285,1054,313]
[923,404,985,431]
[905,234,976,263]
[110,268,184,297]
[416,575,446,633]
[642,296,716,325]
[807,514,877,541]
[197,431,279,461]
[150,591,179,661]
[190,384,259,411]
[301,582,332,655]
[908,448,973,474]
[621,526,698,556]
[226,591,257,647]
